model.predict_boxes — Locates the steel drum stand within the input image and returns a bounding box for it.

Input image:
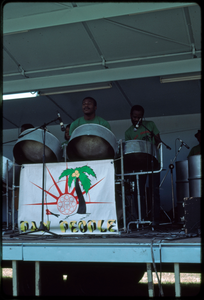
[116,139,163,232]
[10,117,61,238]
[127,173,152,232]
[2,159,13,233]
[126,165,163,232]
[138,123,171,230]
[2,157,22,235]
[120,123,170,232]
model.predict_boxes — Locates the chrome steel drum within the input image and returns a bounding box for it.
[175,160,189,223]
[117,140,159,173]
[176,160,189,200]
[2,157,13,188]
[2,156,21,192]
[13,128,62,164]
[67,124,117,161]
[188,154,201,197]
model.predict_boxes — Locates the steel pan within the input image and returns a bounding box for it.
[175,160,189,223]
[2,157,13,189]
[188,154,201,197]
[116,140,159,173]
[67,124,117,161]
[13,128,62,164]
[176,160,189,200]
[2,156,21,193]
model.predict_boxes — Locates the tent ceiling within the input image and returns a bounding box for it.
[2,2,201,130]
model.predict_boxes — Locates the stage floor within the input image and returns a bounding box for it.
[2,224,201,264]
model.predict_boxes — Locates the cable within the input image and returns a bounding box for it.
[159,242,162,290]
[151,238,164,297]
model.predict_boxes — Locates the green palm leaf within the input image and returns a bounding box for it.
[78,172,91,194]
[59,165,96,194]
[77,166,96,178]
[59,168,77,189]
[59,168,75,180]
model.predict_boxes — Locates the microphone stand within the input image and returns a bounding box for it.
[139,121,171,228]
[159,140,187,224]
[10,117,62,238]
[140,121,171,151]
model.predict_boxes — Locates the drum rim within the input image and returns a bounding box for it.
[13,128,62,163]
[68,123,118,154]
[18,128,61,144]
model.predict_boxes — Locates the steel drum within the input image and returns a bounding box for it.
[2,156,21,193]
[67,124,117,161]
[116,140,159,173]
[188,154,201,198]
[2,157,13,189]
[175,160,189,223]
[175,160,189,200]
[13,128,62,164]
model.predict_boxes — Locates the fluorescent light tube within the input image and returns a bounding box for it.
[40,83,112,96]
[3,91,39,100]
[160,72,201,83]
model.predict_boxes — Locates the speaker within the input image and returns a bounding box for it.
[183,197,201,234]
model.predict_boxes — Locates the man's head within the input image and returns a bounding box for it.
[21,123,34,133]
[82,97,97,118]
[130,105,144,127]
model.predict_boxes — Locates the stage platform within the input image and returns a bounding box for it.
[2,224,201,297]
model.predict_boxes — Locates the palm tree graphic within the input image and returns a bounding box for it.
[59,166,96,214]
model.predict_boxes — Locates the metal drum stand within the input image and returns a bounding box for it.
[126,157,163,232]
[115,140,163,232]
[2,157,20,234]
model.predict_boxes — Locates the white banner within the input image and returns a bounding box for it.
[18,160,118,235]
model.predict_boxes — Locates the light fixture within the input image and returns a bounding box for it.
[40,82,112,96]
[160,72,201,83]
[3,91,39,100]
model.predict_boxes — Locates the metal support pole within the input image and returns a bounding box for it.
[12,260,18,296]
[12,157,15,231]
[35,261,40,296]
[6,160,9,229]
[63,143,67,162]
[174,263,181,297]
[136,174,141,221]
[151,140,155,225]
[120,139,126,231]
[147,263,154,297]
[40,127,46,227]
[65,144,67,162]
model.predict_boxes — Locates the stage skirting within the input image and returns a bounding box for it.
[18,160,118,235]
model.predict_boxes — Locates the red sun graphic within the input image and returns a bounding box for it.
[28,166,108,217]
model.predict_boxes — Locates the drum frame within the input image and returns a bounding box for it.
[116,141,163,176]
[116,140,163,231]
[2,157,20,231]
